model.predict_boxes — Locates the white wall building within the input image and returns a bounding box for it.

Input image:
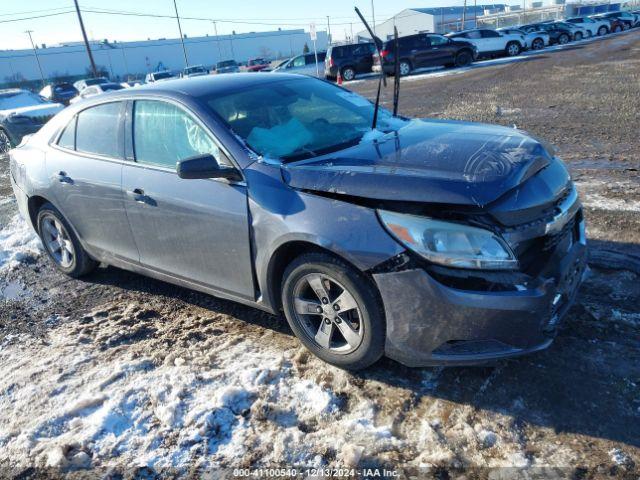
[0,29,328,83]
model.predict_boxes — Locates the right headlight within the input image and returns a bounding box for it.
[378,210,518,270]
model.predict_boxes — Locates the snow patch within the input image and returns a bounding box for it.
[0,214,41,271]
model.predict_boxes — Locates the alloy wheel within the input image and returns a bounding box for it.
[507,43,520,56]
[342,68,355,81]
[41,214,76,268]
[399,62,411,76]
[292,273,364,354]
[0,130,11,156]
[598,27,607,36]
[559,34,569,44]
[532,39,544,50]
[575,32,583,41]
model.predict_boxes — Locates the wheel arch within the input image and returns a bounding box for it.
[27,195,50,232]
[265,240,371,313]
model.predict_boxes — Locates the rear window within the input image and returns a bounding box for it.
[101,84,124,92]
[218,61,237,68]
[75,102,122,158]
[57,116,76,150]
[54,84,76,93]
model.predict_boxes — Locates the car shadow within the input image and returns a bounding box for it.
[83,238,640,449]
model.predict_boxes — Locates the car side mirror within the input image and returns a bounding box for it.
[176,153,242,181]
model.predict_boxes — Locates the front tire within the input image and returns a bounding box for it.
[558,33,570,44]
[37,203,97,278]
[0,129,12,156]
[506,41,521,56]
[598,26,608,36]
[574,32,583,41]
[281,253,385,370]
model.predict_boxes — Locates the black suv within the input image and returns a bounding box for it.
[325,43,377,81]
[372,33,477,76]
[521,23,574,45]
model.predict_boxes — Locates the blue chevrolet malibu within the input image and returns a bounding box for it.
[9,74,586,369]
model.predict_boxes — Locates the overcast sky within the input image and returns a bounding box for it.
[2,0,533,51]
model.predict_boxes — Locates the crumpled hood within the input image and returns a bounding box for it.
[0,102,64,119]
[282,119,553,207]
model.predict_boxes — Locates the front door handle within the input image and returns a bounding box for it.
[128,188,155,205]
[56,171,73,184]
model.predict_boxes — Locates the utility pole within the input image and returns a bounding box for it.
[73,0,98,78]
[371,0,376,34]
[173,0,189,67]
[474,0,478,28]
[462,0,467,28]
[326,16,331,45]
[24,31,46,87]
[212,21,222,60]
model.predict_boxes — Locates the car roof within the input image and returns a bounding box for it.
[93,73,308,99]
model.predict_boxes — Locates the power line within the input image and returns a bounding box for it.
[0,11,74,24]
[0,6,72,17]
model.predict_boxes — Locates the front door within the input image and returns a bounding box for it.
[121,99,255,299]
[47,101,139,262]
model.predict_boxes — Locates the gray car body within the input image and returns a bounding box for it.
[10,74,587,366]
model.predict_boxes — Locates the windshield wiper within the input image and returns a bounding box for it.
[281,136,363,163]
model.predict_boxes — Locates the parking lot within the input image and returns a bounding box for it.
[0,28,639,478]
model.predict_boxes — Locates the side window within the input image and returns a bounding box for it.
[133,100,221,169]
[430,35,450,46]
[293,56,306,68]
[481,30,500,38]
[57,116,76,150]
[467,31,482,39]
[75,102,122,157]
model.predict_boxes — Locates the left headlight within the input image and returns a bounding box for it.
[378,210,518,270]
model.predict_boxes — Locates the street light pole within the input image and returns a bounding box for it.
[326,16,331,45]
[73,0,98,78]
[371,0,376,34]
[24,31,46,87]
[212,20,223,61]
[173,0,189,67]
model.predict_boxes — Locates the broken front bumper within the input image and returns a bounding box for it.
[373,220,588,367]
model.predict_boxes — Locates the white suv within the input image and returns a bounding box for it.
[565,16,610,36]
[497,27,549,50]
[446,29,526,57]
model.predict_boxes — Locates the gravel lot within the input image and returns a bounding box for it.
[1,30,639,478]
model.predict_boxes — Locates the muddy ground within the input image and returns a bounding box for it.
[0,30,639,478]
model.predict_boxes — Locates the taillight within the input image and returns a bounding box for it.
[329,57,334,67]
[380,49,390,58]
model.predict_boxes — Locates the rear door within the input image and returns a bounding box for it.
[353,43,375,73]
[480,29,504,52]
[47,101,139,262]
[120,99,255,299]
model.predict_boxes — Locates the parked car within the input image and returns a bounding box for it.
[520,23,573,45]
[182,65,209,78]
[9,74,587,369]
[596,11,638,29]
[325,42,376,81]
[73,77,110,92]
[373,34,477,76]
[145,71,176,83]
[590,14,627,32]
[497,27,549,50]
[547,21,589,41]
[564,16,610,36]
[272,52,326,77]
[69,82,124,104]
[446,28,525,57]
[39,83,79,106]
[216,60,240,74]
[0,89,63,154]
[246,58,270,72]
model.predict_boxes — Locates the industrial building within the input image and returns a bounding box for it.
[0,29,328,84]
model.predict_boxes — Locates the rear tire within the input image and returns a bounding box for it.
[558,33,570,44]
[341,66,356,82]
[531,38,544,50]
[398,60,412,76]
[574,32,583,41]
[454,50,473,67]
[37,203,97,278]
[281,252,385,370]
[505,41,521,56]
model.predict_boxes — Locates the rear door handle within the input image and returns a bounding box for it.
[56,171,73,184]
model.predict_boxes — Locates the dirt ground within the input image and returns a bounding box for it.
[1,31,639,479]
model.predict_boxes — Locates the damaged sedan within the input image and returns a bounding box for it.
[9,74,587,369]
